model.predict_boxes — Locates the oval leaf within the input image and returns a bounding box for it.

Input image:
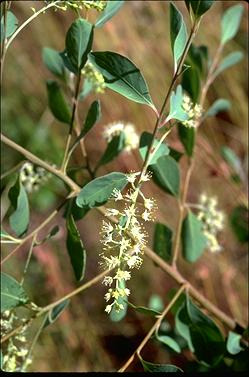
[8,176,29,237]
[42,47,66,80]
[1,272,29,312]
[153,222,173,262]
[1,11,18,41]
[97,132,126,167]
[221,4,244,45]
[151,155,180,197]
[214,51,243,78]
[227,331,244,355]
[170,3,188,73]
[181,210,207,262]
[139,356,183,373]
[139,131,169,166]
[156,334,181,353]
[127,301,162,317]
[205,99,231,118]
[44,299,70,328]
[177,125,195,157]
[167,85,189,122]
[46,80,71,124]
[66,215,86,281]
[70,100,101,153]
[76,172,128,208]
[95,0,125,28]
[65,18,94,72]
[88,51,155,109]
[176,295,225,366]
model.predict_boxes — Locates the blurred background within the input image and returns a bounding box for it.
[1,0,248,372]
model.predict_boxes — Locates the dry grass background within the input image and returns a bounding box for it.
[1,0,248,372]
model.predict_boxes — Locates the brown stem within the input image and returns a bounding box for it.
[1,133,80,192]
[118,285,187,372]
[61,74,82,173]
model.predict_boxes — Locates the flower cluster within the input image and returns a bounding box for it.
[197,193,225,253]
[181,94,203,128]
[81,62,106,94]
[20,162,52,193]
[52,0,107,12]
[100,172,157,314]
[1,311,32,372]
[103,121,139,152]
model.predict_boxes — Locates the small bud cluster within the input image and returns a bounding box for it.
[100,172,157,314]
[52,0,107,12]
[81,62,106,94]
[181,94,203,128]
[197,193,225,253]
[20,162,52,193]
[103,121,139,152]
[1,311,32,372]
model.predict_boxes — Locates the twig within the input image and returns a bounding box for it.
[118,284,186,372]
[1,133,80,192]
[61,74,82,173]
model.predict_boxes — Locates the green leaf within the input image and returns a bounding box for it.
[70,100,101,152]
[214,51,243,78]
[186,44,209,77]
[65,18,94,73]
[64,198,90,222]
[205,99,231,118]
[44,299,70,328]
[153,223,173,262]
[148,294,164,312]
[220,146,241,174]
[221,4,243,45]
[1,11,18,41]
[182,63,200,103]
[98,132,125,167]
[79,78,93,100]
[230,205,249,244]
[170,3,188,73]
[175,295,225,366]
[42,47,66,80]
[88,51,155,109]
[66,215,86,281]
[127,301,162,317]
[181,210,207,263]
[110,279,127,322]
[186,0,214,18]
[177,125,195,157]
[76,172,128,208]
[8,176,29,237]
[150,155,180,197]
[167,85,189,122]
[227,331,243,355]
[156,334,181,353]
[1,272,29,312]
[139,356,183,372]
[169,147,183,162]
[139,131,169,166]
[95,0,125,28]
[46,80,71,124]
